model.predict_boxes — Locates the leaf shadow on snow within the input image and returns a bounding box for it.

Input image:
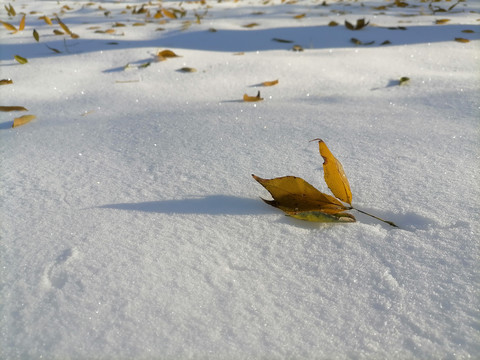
[1,24,478,61]
[99,195,272,215]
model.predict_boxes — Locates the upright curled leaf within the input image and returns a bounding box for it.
[313,139,352,204]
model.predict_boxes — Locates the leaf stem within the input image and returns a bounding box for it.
[351,207,399,228]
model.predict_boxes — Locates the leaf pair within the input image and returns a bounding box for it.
[253,140,354,223]
[253,140,398,227]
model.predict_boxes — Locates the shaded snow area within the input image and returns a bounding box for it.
[1,0,479,358]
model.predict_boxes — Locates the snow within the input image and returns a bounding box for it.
[1,0,479,358]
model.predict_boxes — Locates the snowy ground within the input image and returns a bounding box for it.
[1,0,479,358]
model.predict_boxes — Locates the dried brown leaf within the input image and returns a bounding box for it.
[243,91,263,102]
[0,106,27,112]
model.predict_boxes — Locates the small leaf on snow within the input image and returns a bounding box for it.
[132,22,146,26]
[0,79,13,85]
[328,21,339,26]
[262,79,279,86]
[243,23,259,28]
[46,45,61,53]
[455,37,470,43]
[345,18,369,30]
[12,114,36,128]
[243,91,263,102]
[33,29,39,41]
[293,14,306,19]
[435,18,450,24]
[157,49,180,60]
[162,8,177,19]
[0,106,27,112]
[177,67,197,72]
[287,210,356,223]
[56,16,72,35]
[351,37,374,45]
[252,174,349,214]
[461,29,474,33]
[19,14,26,31]
[399,76,410,85]
[5,3,16,16]
[313,139,353,204]
[14,55,28,64]
[138,62,151,68]
[292,44,304,51]
[53,29,65,35]
[39,15,53,25]
[272,38,293,43]
[1,21,17,32]
[381,40,391,45]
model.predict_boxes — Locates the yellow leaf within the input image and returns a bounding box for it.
[243,91,263,102]
[33,29,39,41]
[243,23,259,28]
[262,79,279,86]
[455,37,470,43]
[287,210,356,223]
[157,49,180,60]
[293,13,306,19]
[19,14,26,31]
[56,16,72,35]
[162,8,177,19]
[314,139,352,204]
[435,18,450,24]
[0,79,13,85]
[0,105,27,111]
[252,175,349,214]
[13,114,36,128]
[40,15,53,25]
[14,55,28,64]
[53,29,64,35]
[1,21,17,32]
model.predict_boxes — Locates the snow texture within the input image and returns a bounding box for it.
[1,0,479,358]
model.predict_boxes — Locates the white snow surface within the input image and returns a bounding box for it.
[1,0,479,358]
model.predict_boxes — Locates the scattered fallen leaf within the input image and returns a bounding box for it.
[399,76,410,85]
[162,8,177,19]
[1,20,17,32]
[4,3,16,17]
[233,52,244,55]
[53,29,65,35]
[46,45,61,53]
[177,67,197,72]
[0,79,13,85]
[113,22,126,27]
[461,29,474,33]
[56,16,79,38]
[0,106,27,112]
[14,55,28,64]
[272,38,293,43]
[328,21,339,26]
[19,14,25,31]
[243,91,263,102]
[345,18,369,30]
[33,29,39,41]
[455,37,470,43]
[435,18,450,24]
[243,23,259,28]
[293,13,306,19]
[351,38,374,45]
[292,44,304,51]
[208,28,217,32]
[12,114,36,128]
[39,15,53,25]
[157,49,181,60]
[132,22,146,26]
[262,79,278,86]
[381,40,392,45]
